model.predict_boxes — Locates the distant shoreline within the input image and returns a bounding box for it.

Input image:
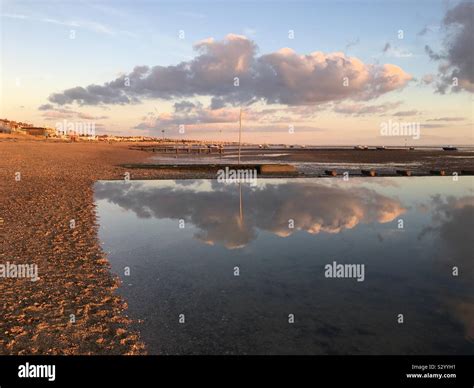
[1,132,473,150]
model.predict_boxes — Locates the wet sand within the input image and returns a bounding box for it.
[1,139,473,355]
[204,148,474,171]
[139,146,474,176]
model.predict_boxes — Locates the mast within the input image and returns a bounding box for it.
[238,107,242,165]
[239,182,243,225]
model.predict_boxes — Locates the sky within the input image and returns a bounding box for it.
[1,0,473,145]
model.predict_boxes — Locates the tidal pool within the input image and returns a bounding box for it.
[94,177,474,355]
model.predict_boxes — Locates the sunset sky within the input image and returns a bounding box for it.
[1,0,473,145]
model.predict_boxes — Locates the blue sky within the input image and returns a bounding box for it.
[2,0,446,72]
[1,0,472,144]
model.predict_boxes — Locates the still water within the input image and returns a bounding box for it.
[94,177,474,355]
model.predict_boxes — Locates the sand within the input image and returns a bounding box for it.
[1,139,473,355]
[0,140,159,355]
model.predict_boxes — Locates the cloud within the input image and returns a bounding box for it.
[333,101,401,116]
[256,49,411,105]
[95,180,405,249]
[427,117,465,122]
[135,106,243,130]
[210,97,226,110]
[417,26,431,36]
[418,195,474,341]
[345,37,360,51]
[173,100,199,112]
[425,44,445,61]
[419,195,474,275]
[39,107,108,121]
[1,12,135,37]
[383,42,413,58]
[421,74,435,85]
[135,102,327,133]
[1,13,27,20]
[393,110,419,117]
[143,101,317,132]
[47,34,412,107]
[425,2,474,93]
[419,123,448,129]
[38,103,54,111]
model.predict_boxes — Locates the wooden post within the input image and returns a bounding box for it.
[361,169,377,177]
[396,170,411,176]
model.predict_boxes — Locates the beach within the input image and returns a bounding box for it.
[1,138,473,354]
[0,140,153,354]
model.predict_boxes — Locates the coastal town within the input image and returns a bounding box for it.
[0,118,157,142]
[0,117,241,145]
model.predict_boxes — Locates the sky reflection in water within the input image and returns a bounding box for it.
[95,177,474,355]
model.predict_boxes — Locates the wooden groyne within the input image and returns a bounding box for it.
[118,163,474,178]
[361,169,377,177]
[396,170,412,176]
[325,170,338,176]
[129,145,225,154]
[120,163,298,176]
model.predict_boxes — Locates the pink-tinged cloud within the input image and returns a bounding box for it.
[136,104,264,130]
[39,106,108,121]
[47,34,412,108]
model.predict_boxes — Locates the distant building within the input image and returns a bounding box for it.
[23,127,55,136]
[0,119,35,134]
[0,119,13,133]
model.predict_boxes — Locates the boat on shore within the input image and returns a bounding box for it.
[442,146,458,151]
